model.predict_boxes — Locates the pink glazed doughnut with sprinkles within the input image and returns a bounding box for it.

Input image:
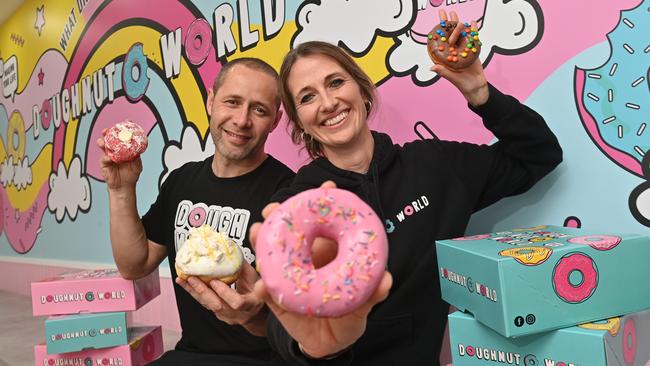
[256,188,389,317]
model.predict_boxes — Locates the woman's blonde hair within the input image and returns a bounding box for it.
[279,41,376,159]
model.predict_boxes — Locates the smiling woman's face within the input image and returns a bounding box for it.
[287,53,369,154]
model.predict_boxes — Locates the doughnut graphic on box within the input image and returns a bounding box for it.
[552,252,599,304]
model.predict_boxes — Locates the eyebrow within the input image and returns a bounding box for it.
[220,94,272,111]
[220,93,242,101]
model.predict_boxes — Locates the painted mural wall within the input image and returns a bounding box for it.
[0,0,648,266]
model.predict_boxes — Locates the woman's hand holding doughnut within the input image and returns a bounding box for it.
[429,10,489,107]
[250,181,393,359]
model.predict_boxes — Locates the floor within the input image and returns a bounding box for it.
[0,291,181,366]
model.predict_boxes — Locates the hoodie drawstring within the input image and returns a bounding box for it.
[369,162,391,233]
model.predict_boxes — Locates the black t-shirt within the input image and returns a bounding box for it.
[142,155,294,359]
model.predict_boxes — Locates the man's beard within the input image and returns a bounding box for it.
[212,129,260,161]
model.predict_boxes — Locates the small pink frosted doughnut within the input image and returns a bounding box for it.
[568,235,621,251]
[552,252,598,303]
[256,187,389,317]
[104,120,148,163]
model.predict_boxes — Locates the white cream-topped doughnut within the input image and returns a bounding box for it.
[175,225,243,285]
[256,188,389,317]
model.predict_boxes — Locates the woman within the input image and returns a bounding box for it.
[252,12,563,366]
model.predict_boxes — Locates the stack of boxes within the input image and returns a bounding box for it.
[31,268,164,365]
[436,225,650,366]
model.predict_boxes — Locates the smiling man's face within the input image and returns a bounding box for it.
[207,64,279,163]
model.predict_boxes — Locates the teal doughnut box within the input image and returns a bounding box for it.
[436,225,650,337]
[448,310,650,366]
[45,311,128,354]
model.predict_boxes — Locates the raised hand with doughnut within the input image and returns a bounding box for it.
[97,124,144,192]
[429,10,489,107]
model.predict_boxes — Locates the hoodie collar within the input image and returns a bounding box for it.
[311,131,396,182]
[291,131,395,228]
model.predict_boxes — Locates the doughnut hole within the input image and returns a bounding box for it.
[568,270,584,287]
[311,236,338,269]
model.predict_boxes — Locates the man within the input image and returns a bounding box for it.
[98,58,295,365]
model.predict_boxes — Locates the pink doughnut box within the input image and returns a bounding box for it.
[448,309,650,366]
[35,326,163,365]
[436,225,650,337]
[31,268,160,316]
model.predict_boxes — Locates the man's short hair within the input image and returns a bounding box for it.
[212,58,280,107]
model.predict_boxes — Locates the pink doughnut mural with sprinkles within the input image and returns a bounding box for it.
[256,188,388,317]
[575,1,650,177]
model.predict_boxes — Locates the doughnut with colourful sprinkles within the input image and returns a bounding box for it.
[256,188,388,317]
[427,20,481,70]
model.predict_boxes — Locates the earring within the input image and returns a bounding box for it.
[365,100,373,113]
[300,130,311,142]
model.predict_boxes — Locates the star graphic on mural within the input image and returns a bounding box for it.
[34,5,46,36]
[38,68,45,85]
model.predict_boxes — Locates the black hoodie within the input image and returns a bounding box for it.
[267,84,563,365]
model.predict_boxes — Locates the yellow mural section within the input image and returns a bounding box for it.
[230,22,393,84]
[0,0,85,92]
